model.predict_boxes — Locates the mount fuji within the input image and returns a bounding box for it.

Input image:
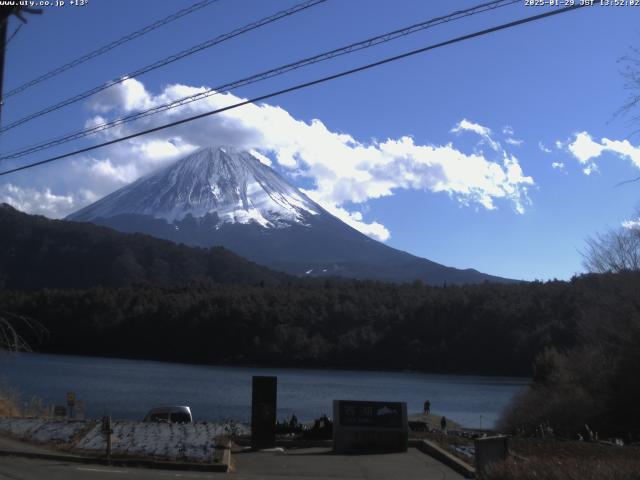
[67,146,512,284]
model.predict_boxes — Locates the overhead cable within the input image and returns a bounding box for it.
[0,0,327,133]
[0,0,519,161]
[0,4,589,178]
[3,0,223,99]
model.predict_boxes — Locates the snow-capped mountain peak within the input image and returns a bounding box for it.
[67,146,513,285]
[68,146,320,228]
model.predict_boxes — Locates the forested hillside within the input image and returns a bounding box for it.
[0,204,287,289]
[4,272,637,379]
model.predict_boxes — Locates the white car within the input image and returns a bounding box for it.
[143,406,193,423]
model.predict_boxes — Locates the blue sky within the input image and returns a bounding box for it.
[1,0,640,281]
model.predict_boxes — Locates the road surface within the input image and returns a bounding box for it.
[0,447,465,479]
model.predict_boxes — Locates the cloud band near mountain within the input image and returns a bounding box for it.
[1,78,535,241]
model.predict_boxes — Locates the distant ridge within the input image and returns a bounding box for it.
[0,203,287,290]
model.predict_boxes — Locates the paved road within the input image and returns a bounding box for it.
[0,435,57,455]
[0,456,218,479]
[0,447,464,479]
[233,447,465,479]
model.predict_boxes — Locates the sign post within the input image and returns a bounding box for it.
[66,392,76,419]
[101,416,113,459]
[251,376,277,450]
[75,400,85,420]
[333,400,408,453]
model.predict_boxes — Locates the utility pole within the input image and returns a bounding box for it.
[0,6,42,128]
[0,9,9,128]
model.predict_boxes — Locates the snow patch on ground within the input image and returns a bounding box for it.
[74,421,242,462]
[0,418,248,463]
[0,418,87,444]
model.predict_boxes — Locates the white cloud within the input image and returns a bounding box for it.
[501,127,523,147]
[565,131,640,176]
[86,77,153,113]
[452,119,492,137]
[451,119,501,151]
[0,184,96,218]
[551,161,565,170]
[600,139,640,168]
[567,132,605,164]
[622,218,640,229]
[249,149,272,166]
[0,79,535,240]
[538,142,552,154]
[505,138,523,146]
[307,199,391,241]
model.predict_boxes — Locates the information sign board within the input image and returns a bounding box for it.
[333,400,408,453]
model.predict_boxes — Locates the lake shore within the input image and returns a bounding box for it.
[408,413,463,432]
[1,351,528,428]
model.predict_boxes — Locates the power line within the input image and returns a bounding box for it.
[0,0,520,161]
[0,0,327,134]
[0,3,589,178]
[2,0,222,99]
[2,23,21,49]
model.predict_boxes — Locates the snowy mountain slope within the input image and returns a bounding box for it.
[67,146,514,285]
[69,146,320,227]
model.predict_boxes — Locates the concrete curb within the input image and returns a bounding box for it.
[214,442,232,470]
[410,439,476,478]
[276,439,333,448]
[0,448,230,472]
[234,437,333,449]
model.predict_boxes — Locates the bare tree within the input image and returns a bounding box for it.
[0,311,44,352]
[618,46,640,132]
[582,226,640,273]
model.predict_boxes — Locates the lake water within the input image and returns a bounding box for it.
[1,352,528,428]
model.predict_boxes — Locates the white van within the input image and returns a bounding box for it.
[143,406,193,423]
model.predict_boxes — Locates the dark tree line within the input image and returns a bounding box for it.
[0,271,635,378]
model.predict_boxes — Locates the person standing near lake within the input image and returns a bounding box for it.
[289,414,298,429]
[423,400,431,415]
[441,416,447,434]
